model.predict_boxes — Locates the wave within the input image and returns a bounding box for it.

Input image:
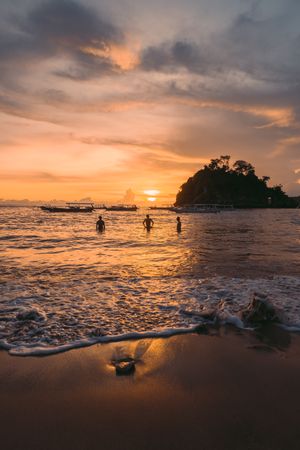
[0,327,198,356]
[1,288,300,356]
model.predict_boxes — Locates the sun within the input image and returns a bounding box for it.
[144,189,160,196]
[147,197,156,202]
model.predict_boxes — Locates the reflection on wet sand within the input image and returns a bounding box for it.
[1,330,300,449]
[252,324,292,352]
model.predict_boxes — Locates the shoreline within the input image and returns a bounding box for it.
[3,321,300,357]
[1,326,300,450]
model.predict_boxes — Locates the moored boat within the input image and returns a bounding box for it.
[170,204,221,213]
[105,204,138,211]
[93,204,107,210]
[40,202,94,213]
[149,205,173,210]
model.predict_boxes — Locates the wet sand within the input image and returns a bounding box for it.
[1,326,300,450]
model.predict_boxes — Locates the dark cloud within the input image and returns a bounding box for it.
[219,9,300,84]
[139,3,300,90]
[141,41,207,73]
[23,0,122,49]
[0,0,124,83]
[138,3,300,132]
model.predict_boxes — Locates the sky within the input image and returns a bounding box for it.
[1,0,300,203]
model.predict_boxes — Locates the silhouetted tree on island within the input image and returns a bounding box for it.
[175,155,297,208]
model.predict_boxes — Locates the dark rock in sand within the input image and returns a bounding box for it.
[16,308,46,322]
[255,323,291,351]
[241,294,284,326]
[194,323,210,334]
[115,359,135,376]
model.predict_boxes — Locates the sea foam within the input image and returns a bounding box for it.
[0,275,300,356]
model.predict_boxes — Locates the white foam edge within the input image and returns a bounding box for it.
[1,326,200,357]
[5,315,300,357]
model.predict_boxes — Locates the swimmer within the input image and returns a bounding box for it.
[176,216,182,233]
[143,214,154,232]
[96,215,105,232]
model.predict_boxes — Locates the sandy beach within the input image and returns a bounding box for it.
[1,0,300,447]
[1,326,300,450]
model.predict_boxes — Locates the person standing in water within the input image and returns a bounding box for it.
[143,214,154,231]
[176,216,182,233]
[96,215,105,232]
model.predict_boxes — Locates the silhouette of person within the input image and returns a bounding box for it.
[176,216,182,233]
[143,214,154,231]
[96,215,105,232]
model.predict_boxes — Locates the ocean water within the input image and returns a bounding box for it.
[0,207,299,355]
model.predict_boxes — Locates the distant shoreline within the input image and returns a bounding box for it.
[0,204,299,209]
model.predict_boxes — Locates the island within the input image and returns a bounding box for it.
[175,155,298,208]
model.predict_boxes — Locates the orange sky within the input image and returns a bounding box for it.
[1,0,300,203]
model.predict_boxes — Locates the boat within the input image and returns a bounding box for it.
[217,204,235,211]
[93,204,107,210]
[104,204,138,211]
[149,205,173,210]
[170,204,222,214]
[40,202,94,213]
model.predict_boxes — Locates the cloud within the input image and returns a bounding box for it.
[38,89,70,105]
[0,0,300,198]
[139,2,300,98]
[121,188,135,203]
[23,0,122,48]
[0,0,124,83]
[140,41,206,73]
[54,51,120,80]
[134,0,300,153]
[0,171,84,182]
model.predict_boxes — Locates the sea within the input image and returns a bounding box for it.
[0,207,300,355]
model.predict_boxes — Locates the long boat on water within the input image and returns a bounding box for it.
[93,204,107,210]
[104,204,138,211]
[40,202,94,213]
[170,204,228,214]
[149,205,173,210]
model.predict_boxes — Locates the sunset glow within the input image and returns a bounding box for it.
[144,190,160,196]
[0,0,299,202]
[1,3,300,449]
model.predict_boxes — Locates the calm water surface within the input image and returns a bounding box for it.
[0,207,299,355]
